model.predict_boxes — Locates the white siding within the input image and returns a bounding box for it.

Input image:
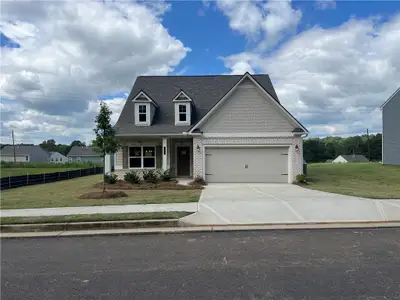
[201,79,296,133]
[332,155,348,163]
[0,155,29,162]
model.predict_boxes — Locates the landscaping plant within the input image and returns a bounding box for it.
[104,173,118,184]
[92,102,120,192]
[159,169,173,181]
[295,174,307,184]
[142,169,159,183]
[124,170,140,184]
[190,176,207,186]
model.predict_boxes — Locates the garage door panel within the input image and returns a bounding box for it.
[205,147,288,183]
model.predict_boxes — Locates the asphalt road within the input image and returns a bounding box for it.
[2,228,400,300]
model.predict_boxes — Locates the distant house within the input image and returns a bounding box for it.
[332,154,369,163]
[49,151,67,163]
[67,146,103,164]
[0,145,49,163]
[325,159,333,163]
[381,87,400,165]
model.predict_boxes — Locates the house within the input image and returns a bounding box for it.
[67,146,103,164]
[381,87,400,165]
[332,154,369,163]
[325,159,333,163]
[113,73,309,183]
[0,145,49,162]
[49,151,67,163]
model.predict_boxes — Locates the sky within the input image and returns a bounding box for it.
[1,0,399,145]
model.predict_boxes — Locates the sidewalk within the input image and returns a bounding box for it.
[0,203,198,217]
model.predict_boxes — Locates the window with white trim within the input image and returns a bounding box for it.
[138,105,147,123]
[129,146,156,168]
[175,102,190,125]
[68,157,72,162]
[178,104,187,122]
[77,156,81,162]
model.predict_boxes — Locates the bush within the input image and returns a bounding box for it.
[124,170,140,184]
[189,176,207,186]
[159,169,173,181]
[142,169,159,183]
[104,173,117,184]
[295,174,307,184]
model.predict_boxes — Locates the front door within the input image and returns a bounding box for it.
[177,146,191,177]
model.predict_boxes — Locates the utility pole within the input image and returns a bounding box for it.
[367,128,371,162]
[12,130,16,163]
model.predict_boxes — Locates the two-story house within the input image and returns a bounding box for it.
[113,73,309,183]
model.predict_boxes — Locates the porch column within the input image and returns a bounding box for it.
[162,137,169,170]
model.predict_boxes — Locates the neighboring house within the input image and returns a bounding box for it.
[0,145,49,162]
[332,154,369,163]
[49,151,67,163]
[113,73,309,183]
[326,159,333,163]
[67,146,103,163]
[381,87,400,165]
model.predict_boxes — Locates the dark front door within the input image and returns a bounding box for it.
[177,146,191,177]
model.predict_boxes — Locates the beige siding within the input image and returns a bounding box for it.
[201,79,295,133]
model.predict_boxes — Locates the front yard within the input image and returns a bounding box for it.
[305,163,400,199]
[1,175,201,209]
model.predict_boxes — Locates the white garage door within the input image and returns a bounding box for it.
[205,147,289,183]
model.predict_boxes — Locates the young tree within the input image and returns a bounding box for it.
[92,101,120,192]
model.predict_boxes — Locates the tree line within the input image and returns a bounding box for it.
[304,133,382,163]
[39,139,87,156]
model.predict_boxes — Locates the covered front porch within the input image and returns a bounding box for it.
[114,136,194,179]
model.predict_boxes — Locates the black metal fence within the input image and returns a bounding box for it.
[0,167,104,190]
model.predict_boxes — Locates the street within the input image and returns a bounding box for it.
[2,228,400,300]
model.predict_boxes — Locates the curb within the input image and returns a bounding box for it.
[0,219,178,233]
[1,221,400,239]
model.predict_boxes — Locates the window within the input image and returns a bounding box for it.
[55,158,58,162]
[68,157,72,162]
[60,158,62,162]
[129,146,156,169]
[77,157,81,162]
[25,156,29,161]
[138,105,147,123]
[179,104,187,122]
[51,158,54,161]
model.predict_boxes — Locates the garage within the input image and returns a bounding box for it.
[205,147,289,183]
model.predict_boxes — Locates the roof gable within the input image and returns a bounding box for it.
[67,146,100,156]
[341,154,369,162]
[115,74,294,135]
[381,86,400,109]
[132,90,159,107]
[0,145,48,156]
[172,90,193,102]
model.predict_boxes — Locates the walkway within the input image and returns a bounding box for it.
[0,203,198,217]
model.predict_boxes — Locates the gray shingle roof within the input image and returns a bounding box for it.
[0,145,48,156]
[67,146,100,156]
[115,74,281,135]
[341,154,369,162]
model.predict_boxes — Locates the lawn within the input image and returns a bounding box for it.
[1,168,78,178]
[305,163,400,199]
[1,175,201,209]
[0,212,191,225]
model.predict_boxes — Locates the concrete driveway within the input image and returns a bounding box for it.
[180,184,400,225]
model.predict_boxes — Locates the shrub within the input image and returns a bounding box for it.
[124,170,140,184]
[104,173,117,184]
[142,169,159,183]
[295,174,307,184]
[159,169,173,181]
[189,176,207,186]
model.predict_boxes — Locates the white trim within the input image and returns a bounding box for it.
[135,103,150,126]
[162,138,168,170]
[132,91,159,107]
[116,133,191,137]
[172,90,193,102]
[189,72,309,134]
[380,86,400,109]
[175,102,191,126]
[202,132,295,138]
[175,143,192,177]
[128,145,156,169]
[202,144,291,183]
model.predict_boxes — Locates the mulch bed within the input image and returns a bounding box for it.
[93,180,203,190]
[78,191,128,199]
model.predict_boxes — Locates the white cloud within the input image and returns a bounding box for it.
[315,0,337,10]
[0,0,190,144]
[212,0,302,46]
[222,14,400,136]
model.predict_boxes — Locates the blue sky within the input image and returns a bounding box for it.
[0,0,399,144]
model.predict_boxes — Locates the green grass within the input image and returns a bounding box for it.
[0,212,191,225]
[305,163,400,199]
[0,168,79,177]
[0,175,201,209]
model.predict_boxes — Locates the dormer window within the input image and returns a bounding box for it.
[173,90,192,126]
[138,104,147,123]
[132,90,158,126]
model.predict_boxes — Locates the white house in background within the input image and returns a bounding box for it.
[49,151,67,163]
[332,154,369,163]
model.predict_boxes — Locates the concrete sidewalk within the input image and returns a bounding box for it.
[0,203,198,217]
